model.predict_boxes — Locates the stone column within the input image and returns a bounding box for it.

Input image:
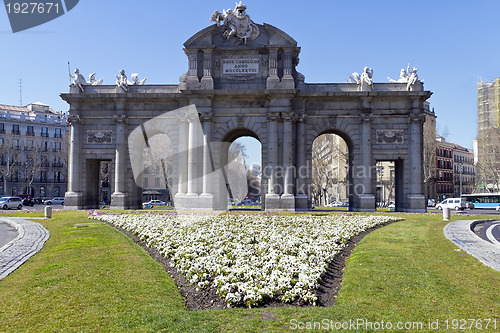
[185,50,200,89]
[358,97,375,211]
[407,99,426,212]
[281,49,295,88]
[65,113,82,209]
[186,113,199,197]
[111,108,128,209]
[266,47,280,89]
[265,112,280,209]
[176,115,189,196]
[295,113,308,209]
[201,48,214,89]
[281,112,295,210]
[200,112,213,206]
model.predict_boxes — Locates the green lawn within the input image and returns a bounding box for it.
[0,211,499,332]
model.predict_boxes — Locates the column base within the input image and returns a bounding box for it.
[280,194,295,211]
[64,191,84,210]
[353,194,376,212]
[111,192,128,210]
[200,76,214,89]
[264,193,280,211]
[405,194,426,213]
[295,194,309,211]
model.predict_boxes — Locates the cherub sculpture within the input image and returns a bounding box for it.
[387,64,422,90]
[88,73,103,85]
[116,69,128,92]
[69,68,87,92]
[210,2,260,45]
[128,73,147,85]
[347,67,373,91]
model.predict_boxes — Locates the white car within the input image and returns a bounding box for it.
[0,196,23,210]
[496,205,500,212]
[45,197,65,205]
[435,198,466,211]
[142,200,166,207]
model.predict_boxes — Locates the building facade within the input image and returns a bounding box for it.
[435,136,475,200]
[0,102,68,199]
[476,79,500,191]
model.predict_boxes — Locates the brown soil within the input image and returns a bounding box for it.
[107,220,397,310]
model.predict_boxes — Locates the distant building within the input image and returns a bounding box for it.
[423,102,437,202]
[476,79,500,191]
[435,136,475,200]
[0,102,68,198]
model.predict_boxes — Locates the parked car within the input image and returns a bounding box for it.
[142,200,166,207]
[0,196,23,210]
[435,198,466,211]
[22,198,35,207]
[427,199,435,207]
[496,205,500,212]
[45,197,65,205]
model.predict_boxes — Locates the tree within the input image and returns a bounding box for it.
[311,134,348,206]
[476,127,500,192]
[0,134,22,194]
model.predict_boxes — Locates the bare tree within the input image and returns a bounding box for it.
[312,134,348,206]
[0,134,22,194]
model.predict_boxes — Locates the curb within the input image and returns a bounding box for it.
[443,219,500,272]
[0,217,50,280]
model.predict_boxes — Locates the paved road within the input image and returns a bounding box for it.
[473,221,500,246]
[428,208,500,215]
[0,221,18,248]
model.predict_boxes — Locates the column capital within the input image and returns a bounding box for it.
[67,114,80,125]
[408,113,426,124]
[267,112,280,122]
[199,111,213,122]
[113,114,128,124]
[282,112,294,121]
[294,113,306,123]
[360,113,373,123]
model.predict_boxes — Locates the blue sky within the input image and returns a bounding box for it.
[2,0,499,166]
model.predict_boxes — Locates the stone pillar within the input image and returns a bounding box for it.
[281,112,295,210]
[266,47,280,89]
[176,115,189,196]
[407,99,426,212]
[265,112,280,209]
[295,113,308,210]
[111,108,128,210]
[357,97,375,211]
[281,49,295,89]
[185,50,200,89]
[64,113,82,209]
[201,48,214,89]
[200,113,213,196]
[186,113,199,197]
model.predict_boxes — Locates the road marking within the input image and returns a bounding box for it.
[485,223,500,248]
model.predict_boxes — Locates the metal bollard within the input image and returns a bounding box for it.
[442,207,450,221]
[45,206,52,219]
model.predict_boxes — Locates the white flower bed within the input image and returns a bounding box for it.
[90,212,398,307]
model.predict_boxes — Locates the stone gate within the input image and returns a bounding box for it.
[61,4,431,212]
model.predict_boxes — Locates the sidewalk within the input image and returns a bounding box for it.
[444,219,500,272]
[0,217,50,280]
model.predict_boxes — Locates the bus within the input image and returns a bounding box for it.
[461,193,500,209]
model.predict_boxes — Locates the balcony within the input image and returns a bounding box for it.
[12,130,20,135]
[52,148,61,152]
[41,133,49,137]
[52,163,64,167]
[54,134,62,138]
[41,162,50,167]
[26,131,34,136]
[23,147,33,151]
[0,129,5,134]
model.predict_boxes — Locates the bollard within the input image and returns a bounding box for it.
[45,206,52,219]
[442,207,450,221]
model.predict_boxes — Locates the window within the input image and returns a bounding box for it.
[26,125,34,136]
[40,186,46,197]
[26,140,33,151]
[40,171,47,182]
[54,171,61,183]
[54,128,62,138]
[143,178,149,187]
[12,124,20,135]
[54,187,60,197]
[0,138,3,145]
[12,139,19,150]
[0,123,4,133]
[42,141,48,152]
[53,142,61,152]
[41,127,49,137]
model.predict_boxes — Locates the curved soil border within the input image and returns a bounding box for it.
[106,220,399,310]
